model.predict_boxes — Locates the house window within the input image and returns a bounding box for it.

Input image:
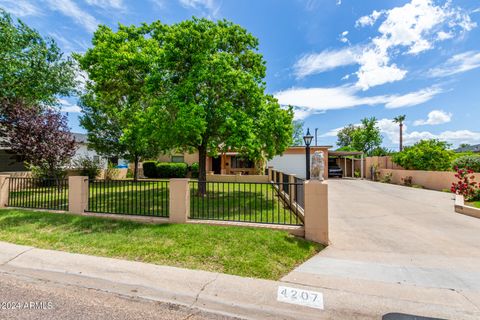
[93,155,100,163]
[171,155,185,163]
[231,156,254,168]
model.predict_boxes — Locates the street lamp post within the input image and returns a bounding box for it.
[303,128,313,180]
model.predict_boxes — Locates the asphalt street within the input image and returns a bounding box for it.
[0,272,238,320]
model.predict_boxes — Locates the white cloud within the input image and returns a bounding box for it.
[294,47,360,78]
[295,0,476,89]
[414,110,452,126]
[178,0,219,17]
[356,10,382,27]
[0,0,42,17]
[378,118,480,147]
[429,51,480,77]
[58,99,81,113]
[85,0,124,10]
[275,85,441,119]
[46,0,100,33]
[339,30,349,43]
[384,87,442,109]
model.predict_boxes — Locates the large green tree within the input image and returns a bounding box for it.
[0,9,75,108]
[75,24,162,180]
[336,117,383,156]
[146,18,293,191]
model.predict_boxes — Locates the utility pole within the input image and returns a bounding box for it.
[315,128,318,146]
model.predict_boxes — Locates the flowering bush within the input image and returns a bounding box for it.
[451,167,479,201]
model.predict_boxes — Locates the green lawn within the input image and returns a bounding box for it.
[468,201,480,209]
[0,208,320,280]
[9,180,303,225]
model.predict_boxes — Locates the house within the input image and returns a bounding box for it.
[455,144,480,153]
[155,151,258,175]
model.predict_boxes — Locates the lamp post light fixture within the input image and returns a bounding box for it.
[303,128,313,180]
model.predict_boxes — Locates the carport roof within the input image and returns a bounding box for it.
[329,151,364,157]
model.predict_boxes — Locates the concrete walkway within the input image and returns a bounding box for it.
[283,179,480,319]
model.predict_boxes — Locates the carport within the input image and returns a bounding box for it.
[328,151,364,179]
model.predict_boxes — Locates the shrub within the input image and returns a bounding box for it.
[72,156,101,180]
[451,168,479,201]
[104,162,119,181]
[380,172,392,183]
[402,176,413,187]
[452,155,480,172]
[190,162,199,178]
[391,139,454,171]
[156,162,188,178]
[143,161,158,178]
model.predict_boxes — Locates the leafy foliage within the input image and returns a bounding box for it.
[451,168,479,201]
[336,117,383,156]
[291,120,304,146]
[0,102,76,178]
[190,162,199,178]
[452,155,480,172]
[73,155,101,180]
[156,162,188,178]
[0,9,75,107]
[391,139,454,171]
[146,18,293,186]
[75,24,162,181]
[142,161,158,178]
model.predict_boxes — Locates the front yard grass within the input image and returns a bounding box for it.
[468,201,480,209]
[0,208,321,280]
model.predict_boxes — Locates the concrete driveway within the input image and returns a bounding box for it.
[283,179,480,319]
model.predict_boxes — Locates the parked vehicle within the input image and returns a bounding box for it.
[328,159,343,178]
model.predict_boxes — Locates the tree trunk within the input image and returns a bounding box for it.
[198,144,207,196]
[133,155,139,182]
[399,124,403,152]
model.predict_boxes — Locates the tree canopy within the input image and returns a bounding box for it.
[0,9,76,107]
[75,24,162,180]
[336,117,382,156]
[291,120,304,146]
[392,139,454,171]
[146,18,293,183]
[0,102,76,178]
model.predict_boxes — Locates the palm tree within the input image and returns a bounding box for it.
[393,115,406,151]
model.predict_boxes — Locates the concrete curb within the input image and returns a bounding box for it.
[1,241,479,319]
[455,194,480,219]
[0,241,334,320]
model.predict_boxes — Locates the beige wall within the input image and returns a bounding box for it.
[379,168,479,191]
[364,156,403,179]
[156,152,199,166]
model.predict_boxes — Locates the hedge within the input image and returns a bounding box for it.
[452,155,480,172]
[156,162,188,178]
[190,162,199,178]
[143,161,158,178]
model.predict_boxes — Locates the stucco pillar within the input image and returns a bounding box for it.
[304,180,329,245]
[169,179,190,223]
[0,175,10,208]
[68,176,88,214]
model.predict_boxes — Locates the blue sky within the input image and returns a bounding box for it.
[1,0,480,150]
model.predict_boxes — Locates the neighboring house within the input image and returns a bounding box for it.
[0,133,108,172]
[454,144,480,153]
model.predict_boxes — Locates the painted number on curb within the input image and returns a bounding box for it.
[277,286,324,310]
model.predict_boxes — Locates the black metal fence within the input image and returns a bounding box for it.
[189,181,303,225]
[87,180,169,217]
[7,177,69,211]
[294,177,305,209]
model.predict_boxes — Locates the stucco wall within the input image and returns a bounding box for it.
[379,168,479,191]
